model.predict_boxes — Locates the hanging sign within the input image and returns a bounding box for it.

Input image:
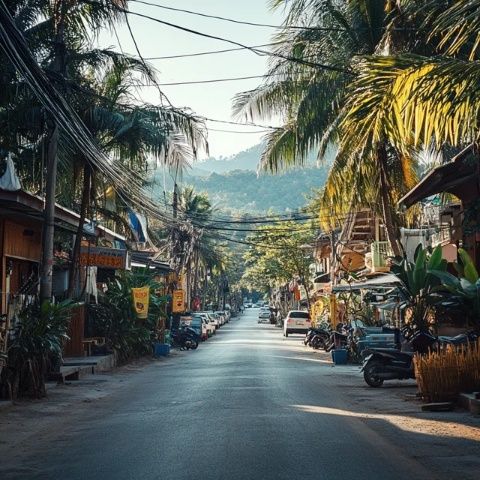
[80,246,127,269]
[172,289,185,313]
[132,286,150,319]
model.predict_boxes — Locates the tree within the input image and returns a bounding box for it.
[0,0,207,300]
[241,221,315,308]
[233,1,428,255]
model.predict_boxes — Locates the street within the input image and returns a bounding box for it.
[1,308,478,480]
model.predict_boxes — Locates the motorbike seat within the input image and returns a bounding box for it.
[368,348,412,361]
[438,334,468,345]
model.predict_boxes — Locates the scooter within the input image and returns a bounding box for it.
[323,323,349,352]
[304,326,330,348]
[171,326,199,350]
[361,330,436,387]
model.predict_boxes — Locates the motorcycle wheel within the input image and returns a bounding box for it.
[190,340,199,350]
[363,361,384,388]
[312,336,326,350]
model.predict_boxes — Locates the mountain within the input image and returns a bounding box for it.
[152,143,330,213]
[195,144,263,174]
[184,167,328,213]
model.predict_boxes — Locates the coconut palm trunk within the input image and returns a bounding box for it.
[40,125,59,302]
[68,163,91,298]
[377,143,401,257]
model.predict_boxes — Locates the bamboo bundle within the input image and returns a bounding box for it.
[414,340,480,402]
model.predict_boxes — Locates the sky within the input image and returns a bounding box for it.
[98,1,285,159]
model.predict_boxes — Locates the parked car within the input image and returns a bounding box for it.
[283,310,311,337]
[197,313,216,335]
[190,315,208,341]
[215,311,227,325]
[204,311,220,328]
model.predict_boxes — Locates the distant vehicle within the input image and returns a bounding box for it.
[190,315,208,340]
[246,303,252,308]
[197,313,216,335]
[283,310,311,337]
[217,310,230,323]
[214,311,226,326]
[253,303,261,308]
[202,311,220,329]
[258,309,271,323]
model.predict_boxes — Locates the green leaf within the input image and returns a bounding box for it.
[413,248,427,295]
[427,245,443,270]
[458,248,479,283]
[430,269,461,289]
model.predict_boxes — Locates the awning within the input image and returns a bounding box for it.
[398,148,479,208]
[130,251,172,273]
[332,273,401,292]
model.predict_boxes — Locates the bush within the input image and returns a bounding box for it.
[414,341,480,402]
[0,300,74,400]
[87,270,167,363]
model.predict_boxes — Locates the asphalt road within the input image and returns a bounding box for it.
[5,309,442,480]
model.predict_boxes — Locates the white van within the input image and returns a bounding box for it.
[283,310,311,337]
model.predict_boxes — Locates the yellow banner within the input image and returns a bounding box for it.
[172,290,185,313]
[132,286,150,319]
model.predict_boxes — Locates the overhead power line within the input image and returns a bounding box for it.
[144,42,285,60]
[207,128,272,134]
[140,74,269,86]
[107,3,351,74]
[129,0,348,32]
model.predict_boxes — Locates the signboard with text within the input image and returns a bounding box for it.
[132,286,150,319]
[80,246,128,270]
[172,290,185,313]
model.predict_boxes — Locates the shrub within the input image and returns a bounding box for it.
[0,300,74,400]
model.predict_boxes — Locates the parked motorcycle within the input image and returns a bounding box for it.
[361,329,436,387]
[304,326,330,349]
[171,326,199,350]
[323,323,349,352]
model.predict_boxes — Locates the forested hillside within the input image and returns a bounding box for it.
[184,167,328,213]
[153,143,329,213]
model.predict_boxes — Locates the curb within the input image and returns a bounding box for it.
[458,392,480,415]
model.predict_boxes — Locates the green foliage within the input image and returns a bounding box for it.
[391,245,447,331]
[87,270,167,363]
[183,167,328,214]
[430,248,480,328]
[0,300,75,399]
[241,221,315,293]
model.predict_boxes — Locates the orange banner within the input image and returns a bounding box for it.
[132,286,150,319]
[172,290,185,313]
[80,246,127,270]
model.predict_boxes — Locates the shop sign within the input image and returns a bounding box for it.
[132,286,150,319]
[172,289,185,313]
[80,246,127,269]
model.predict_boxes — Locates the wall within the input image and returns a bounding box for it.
[3,219,41,261]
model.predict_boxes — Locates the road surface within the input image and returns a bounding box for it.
[0,309,460,479]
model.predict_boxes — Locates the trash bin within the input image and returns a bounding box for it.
[332,348,348,365]
[154,343,170,357]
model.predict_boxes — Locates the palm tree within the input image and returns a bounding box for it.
[0,1,208,299]
[234,1,430,255]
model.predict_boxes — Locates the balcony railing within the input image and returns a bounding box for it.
[430,225,452,247]
[371,241,393,272]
